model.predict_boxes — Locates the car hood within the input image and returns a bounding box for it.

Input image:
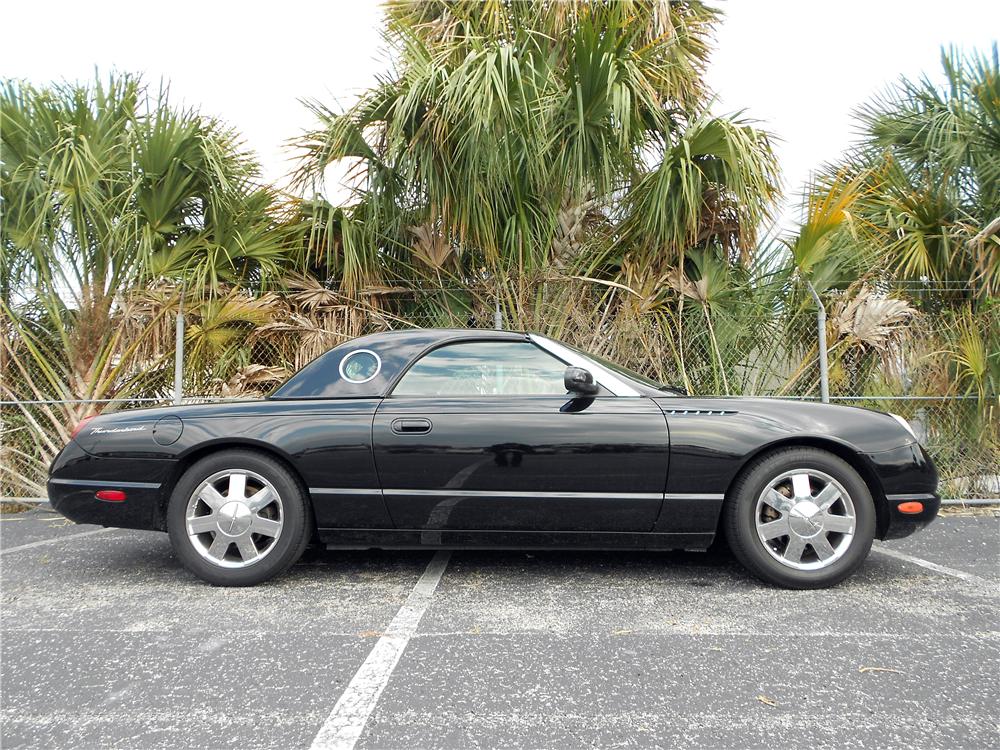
[652,396,916,454]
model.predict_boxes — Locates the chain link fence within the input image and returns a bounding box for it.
[2,282,997,502]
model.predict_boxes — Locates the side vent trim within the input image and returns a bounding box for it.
[662,409,738,416]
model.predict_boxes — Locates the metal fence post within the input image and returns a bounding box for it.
[494,299,503,330]
[805,281,830,404]
[174,303,184,405]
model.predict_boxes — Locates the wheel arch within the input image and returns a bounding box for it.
[155,439,318,537]
[723,436,890,539]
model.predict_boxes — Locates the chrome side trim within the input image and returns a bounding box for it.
[885,493,937,502]
[310,488,384,496]
[48,478,161,489]
[309,487,725,501]
[382,489,662,499]
[527,334,642,397]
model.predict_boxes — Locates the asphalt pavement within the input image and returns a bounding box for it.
[1,505,997,749]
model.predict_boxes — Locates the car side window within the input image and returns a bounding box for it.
[392,341,568,397]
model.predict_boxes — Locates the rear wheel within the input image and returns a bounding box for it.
[167,450,311,586]
[723,447,875,589]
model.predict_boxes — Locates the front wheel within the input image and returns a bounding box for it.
[167,450,312,586]
[723,447,876,589]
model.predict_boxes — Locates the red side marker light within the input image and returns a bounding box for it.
[897,501,924,515]
[95,490,126,502]
[70,415,96,440]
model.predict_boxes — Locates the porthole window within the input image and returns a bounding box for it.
[339,349,382,384]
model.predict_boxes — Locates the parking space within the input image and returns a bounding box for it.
[1,506,997,749]
[0,506,110,549]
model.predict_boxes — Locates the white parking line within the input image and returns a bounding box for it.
[0,527,111,556]
[873,545,992,586]
[309,550,451,750]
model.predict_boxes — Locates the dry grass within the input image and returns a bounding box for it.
[0,500,36,514]
[938,505,1000,517]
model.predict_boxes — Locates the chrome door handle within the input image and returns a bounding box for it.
[391,418,433,435]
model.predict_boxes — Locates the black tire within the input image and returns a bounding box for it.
[167,450,312,586]
[722,447,876,589]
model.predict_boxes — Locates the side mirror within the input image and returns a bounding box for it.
[564,366,599,397]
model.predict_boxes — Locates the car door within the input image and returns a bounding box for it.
[372,338,670,532]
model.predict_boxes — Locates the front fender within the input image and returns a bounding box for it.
[862,442,940,539]
[653,397,935,538]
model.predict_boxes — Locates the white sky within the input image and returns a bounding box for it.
[3,0,998,229]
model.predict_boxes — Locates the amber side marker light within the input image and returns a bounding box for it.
[95,490,126,502]
[897,501,924,514]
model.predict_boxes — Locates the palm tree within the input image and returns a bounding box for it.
[797,46,999,407]
[812,45,1000,300]
[293,0,779,296]
[0,74,295,492]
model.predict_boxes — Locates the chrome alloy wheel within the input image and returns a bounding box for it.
[754,468,856,571]
[185,470,283,569]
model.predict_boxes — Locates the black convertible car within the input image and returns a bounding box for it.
[48,329,939,588]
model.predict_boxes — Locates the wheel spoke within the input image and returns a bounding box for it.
[783,536,806,563]
[198,485,226,511]
[185,469,284,569]
[791,473,812,499]
[758,517,791,540]
[227,473,247,501]
[822,514,855,534]
[814,483,842,511]
[246,486,275,513]
[235,536,259,562]
[811,535,836,561]
[207,535,230,560]
[187,514,218,535]
[763,489,793,514]
[251,515,281,537]
[757,468,856,571]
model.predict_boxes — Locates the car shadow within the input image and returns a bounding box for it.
[298,540,747,585]
[17,526,910,592]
